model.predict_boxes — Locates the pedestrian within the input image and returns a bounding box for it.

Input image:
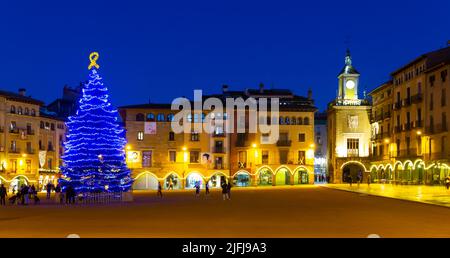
[168,180,173,190]
[205,181,210,196]
[445,176,450,190]
[55,184,62,203]
[226,182,232,200]
[367,174,371,187]
[46,182,52,199]
[157,182,163,198]
[348,175,352,187]
[0,184,7,206]
[195,182,200,197]
[221,182,227,200]
[22,185,29,205]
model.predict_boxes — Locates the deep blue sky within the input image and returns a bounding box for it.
[1,0,449,111]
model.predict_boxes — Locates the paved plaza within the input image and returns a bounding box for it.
[325,184,450,207]
[0,185,450,238]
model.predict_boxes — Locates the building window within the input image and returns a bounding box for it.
[51,123,55,131]
[303,117,310,125]
[24,108,29,115]
[443,112,447,131]
[190,151,200,163]
[291,117,296,125]
[48,141,54,151]
[169,132,175,141]
[26,160,31,173]
[142,151,152,167]
[137,131,144,141]
[167,114,174,122]
[441,70,448,83]
[298,133,305,142]
[430,75,435,87]
[262,150,269,164]
[285,117,290,125]
[31,109,36,116]
[190,131,199,141]
[10,105,15,114]
[279,117,284,125]
[298,151,306,165]
[238,151,247,167]
[169,151,176,162]
[146,113,155,121]
[157,113,165,121]
[40,121,44,129]
[347,138,359,157]
[136,113,145,121]
[48,158,53,170]
[17,107,22,115]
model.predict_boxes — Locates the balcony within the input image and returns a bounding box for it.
[47,147,55,152]
[26,129,35,135]
[9,128,19,134]
[384,111,391,119]
[213,147,225,153]
[403,122,412,131]
[426,124,448,134]
[411,93,423,104]
[9,148,20,153]
[414,120,423,128]
[403,98,411,107]
[235,140,249,147]
[26,148,35,154]
[393,102,401,110]
[394,126,402,133]
[276,140,292,147]
[212,132,225,138]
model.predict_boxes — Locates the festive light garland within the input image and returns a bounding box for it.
[60,53,133,193]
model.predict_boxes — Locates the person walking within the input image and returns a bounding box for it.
[0,184,7,206]
[55,184,62,203]
[445,176,450,190]
[367,174,371,187]
[348,175,352,187]
[226,182,232,200]
[221,182,227,200]
[168,180,174,190]
[46,182,52,199]
[22,185,29,205]
[157,182,163,198]
[195,182,200,197]
[205,181,210,197]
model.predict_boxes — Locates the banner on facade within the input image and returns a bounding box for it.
[39,150,47,168]
[144,122,156,134]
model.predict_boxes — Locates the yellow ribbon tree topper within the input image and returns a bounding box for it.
[88,52,100,70]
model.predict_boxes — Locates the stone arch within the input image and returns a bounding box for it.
[293,166,309,184]
[208,172,228,188]
[274,167,292,185]
[133,172,159,190]
[163,172,181,190]
[341,162,366,183]
[185,171,205,189]
[256,166,273,186]
[233,170,251,187]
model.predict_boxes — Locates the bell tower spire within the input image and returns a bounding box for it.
[337,49,361,103]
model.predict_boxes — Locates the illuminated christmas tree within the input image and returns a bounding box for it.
[60,52,132,193]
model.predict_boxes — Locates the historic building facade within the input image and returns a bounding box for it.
[119,84,317,189]
[327,50,372,183]
[368,45,450,185]
[0,89,65,192]
[314,112,327,182]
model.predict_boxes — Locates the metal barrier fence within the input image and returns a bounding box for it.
[77,192,124,204]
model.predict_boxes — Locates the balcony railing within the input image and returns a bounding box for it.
[403,123,411,131]
[276,140,292,147]
[393,102,401,110]
[414,120,423,128]
[9,148,20,153]
[235,140,249,147]
[426,124,448,134]
[213,147,225,153]
[26,148,35,154]
[403,98,411,107]
[26,129,35,135]
[48,147,55,152]
[411,93,423,104]
[9,128,19,134]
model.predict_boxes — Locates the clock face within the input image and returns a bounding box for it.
[346,80,355,89]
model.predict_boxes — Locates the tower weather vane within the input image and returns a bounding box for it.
[88,52,100,70]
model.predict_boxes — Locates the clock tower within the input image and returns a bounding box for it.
[327,49,372,184]
[337,49,360,101]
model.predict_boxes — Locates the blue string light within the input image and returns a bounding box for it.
[60,67,133,193]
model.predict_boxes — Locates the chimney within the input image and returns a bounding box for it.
[18,88,26,96]
[222,84,229,93]
[307,88,312,100]
[259,82,264,93]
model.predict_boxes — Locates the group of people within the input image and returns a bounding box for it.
[0,184,40,205]
[155,180,233,200]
